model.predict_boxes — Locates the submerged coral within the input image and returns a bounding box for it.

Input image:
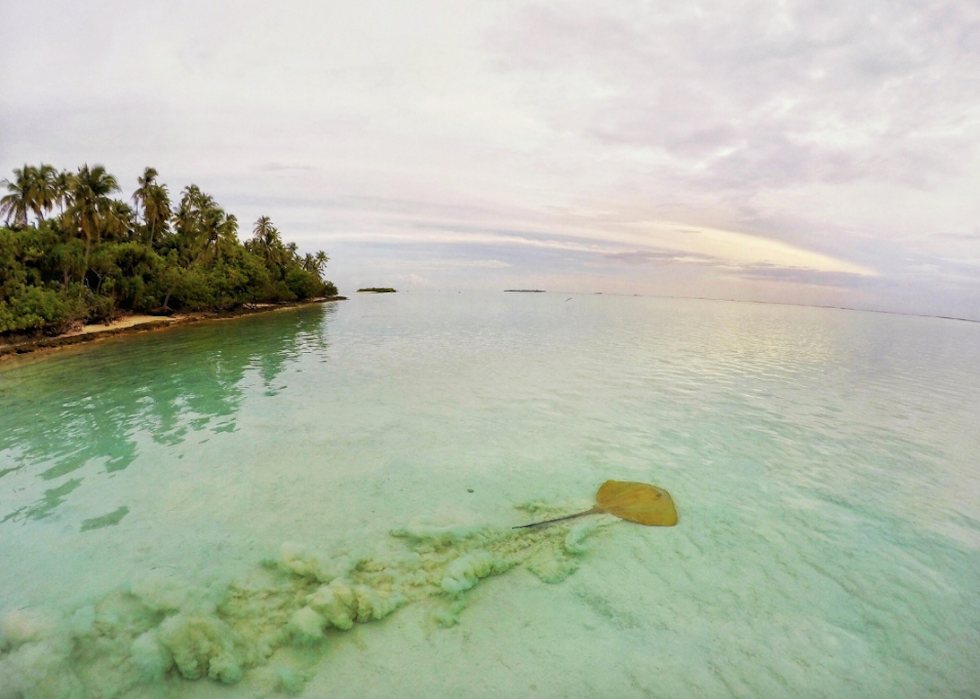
[0,513,609,698]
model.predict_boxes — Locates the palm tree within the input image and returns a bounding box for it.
[300,251,329,277]
[70,164,121,275]
[0,165,31,227]
[313,251,329,277]
[171,185,218,261]
[102,200,135,241]
[173,186,214,238]
[253,215,276,241]
[143,182,171,247]
[206,212,238,263]
[53,169,73,218]
[162,187,235,309]
[131,167,158,217]
[29,164,58,222]
[252,216,281,249]
[248,215,286,269]
[194,207,238,264]
[172,187,198,246]
[133,168,170,247]
[216,213,239,259]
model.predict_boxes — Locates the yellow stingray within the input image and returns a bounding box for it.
[515,480,678,529]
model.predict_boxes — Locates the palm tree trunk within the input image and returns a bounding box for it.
[82,236,91,287]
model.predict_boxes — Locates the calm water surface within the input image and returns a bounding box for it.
[1,294,978,698]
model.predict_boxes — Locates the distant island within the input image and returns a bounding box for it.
[357,288,396,293]
[504,289,546,293]
[0,163,338,339]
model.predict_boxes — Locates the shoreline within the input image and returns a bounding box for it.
[0,296,347,362]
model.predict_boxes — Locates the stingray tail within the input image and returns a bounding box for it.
[512,507,601,529]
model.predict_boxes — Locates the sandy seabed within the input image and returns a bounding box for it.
[1,293,978,698]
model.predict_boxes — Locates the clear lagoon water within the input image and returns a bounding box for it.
[1,293,978,698]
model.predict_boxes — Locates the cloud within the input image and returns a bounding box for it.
[254,163,318,172]
[603,250,719,266]
[601,249,870,289]
[494,0,980,191]
[725,264,868,288]
[414,259,512,269]
[0,0,978,317]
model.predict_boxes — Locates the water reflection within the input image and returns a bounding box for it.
[0,305,334,523]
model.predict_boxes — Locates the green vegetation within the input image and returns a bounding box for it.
[0,164,338,336]
[357,287,396,293]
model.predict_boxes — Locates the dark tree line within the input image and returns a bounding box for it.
[0,164,337,335]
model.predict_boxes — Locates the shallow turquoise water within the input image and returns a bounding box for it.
[1,294,978,698]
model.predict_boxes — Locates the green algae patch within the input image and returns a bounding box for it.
[0,511,609,697]
[80,506,129,532]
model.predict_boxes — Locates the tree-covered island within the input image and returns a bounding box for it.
[0,164,338,337]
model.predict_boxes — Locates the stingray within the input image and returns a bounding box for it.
[514,480,678,529]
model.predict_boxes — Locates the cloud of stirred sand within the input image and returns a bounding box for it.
[0,504,607,697]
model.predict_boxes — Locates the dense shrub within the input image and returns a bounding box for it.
[0,162,338,337]
[284,267,324,300]
[0,283,79,334]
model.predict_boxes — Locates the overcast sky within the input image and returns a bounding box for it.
[2,0,978,318]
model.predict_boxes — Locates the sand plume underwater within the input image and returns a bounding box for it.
[0,509,605,697]
[1,294,979,698]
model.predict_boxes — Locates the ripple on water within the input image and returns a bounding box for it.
[0,296,978,698]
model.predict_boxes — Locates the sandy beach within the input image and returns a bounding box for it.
[0,297,346,361]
